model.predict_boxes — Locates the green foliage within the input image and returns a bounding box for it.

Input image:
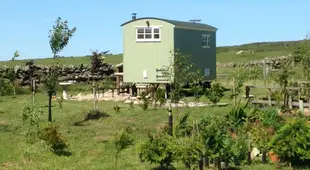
[259,107,284,130]
[42,67,59,96]
[154,87,166,107]
[38,123,71,156]
[90,50,109,75]
[173,137,204,169]
[249,121,272,153]
[4,52,20,96]
[162,49,203,103]
[20,102,43,143]
[205,83,225,105]
[230,129,249,165]
[174,110,193,138]
[0,75,9,96]
[44,17,76,121]
[139,133,175,168]
[269,118,310,166]
[139,91,149,111]
[113,104,120,113]
[225,102,248,130]
[198,116,232,162]
[57,96,63,110]
[49,17,77,57]
[114,128,135,167]
[12,50,20,61]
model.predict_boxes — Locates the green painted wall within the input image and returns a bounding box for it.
[122,19,174,83]
[174,28,217,80]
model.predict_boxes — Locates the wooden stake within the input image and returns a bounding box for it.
[268,88,272,106]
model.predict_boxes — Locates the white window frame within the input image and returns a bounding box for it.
[135,26,161,42]
[202,34,211,48]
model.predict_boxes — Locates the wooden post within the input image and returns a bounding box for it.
[245,86,250,99]
[288,89,293,109]
[268,88,272,106]
[299,100,304,114]
[116,67,120,95]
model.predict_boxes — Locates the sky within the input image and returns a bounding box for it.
[0,0,309,61]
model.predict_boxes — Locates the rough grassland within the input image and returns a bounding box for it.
[0,40,306,66]
[0,91,291,170]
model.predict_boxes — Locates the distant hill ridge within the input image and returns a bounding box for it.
[0,39,308,66]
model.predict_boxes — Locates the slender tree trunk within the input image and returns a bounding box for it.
[262,151,267,164]
[93,81,96,110]
[247,151,251,165]
[204,156,209,167]
[199,157,204,170]
[48,94,52,122]
[168,103,173,136]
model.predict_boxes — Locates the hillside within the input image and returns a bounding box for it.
[0,40,307,66]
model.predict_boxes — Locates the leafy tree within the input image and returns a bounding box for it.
[90,50,109,111]
[161,49,203,136]
[43,17,76,122]
[5,51,20,97]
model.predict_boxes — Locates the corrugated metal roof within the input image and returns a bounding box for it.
[120,17,217,31]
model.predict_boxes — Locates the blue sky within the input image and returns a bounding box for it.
[0,0,309,61]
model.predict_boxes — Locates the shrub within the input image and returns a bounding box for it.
[139,133,175,169]
[38,123,71,156]
[225,102,248,131]
[154,87,166,107]
[139,91,149,110]
[174,110,193,137]
[113,104,120,113]
[269,118,310,166]
[198,116,234,167]
[259,107,284,131]
[205,83,225,105]
[114,128,135,167]
[173,137,204,169]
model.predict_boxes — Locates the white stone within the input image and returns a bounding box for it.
[124,100,132,104]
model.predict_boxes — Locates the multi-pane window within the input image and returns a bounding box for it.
[202,34,211,48]
[136,27,161,42]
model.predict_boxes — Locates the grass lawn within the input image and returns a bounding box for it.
[0,90,291,170]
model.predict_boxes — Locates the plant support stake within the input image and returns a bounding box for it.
[168,106,173,136]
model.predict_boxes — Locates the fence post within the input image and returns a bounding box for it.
[245,86,250,99]
[288,89,293,109]
[268,88,272,106]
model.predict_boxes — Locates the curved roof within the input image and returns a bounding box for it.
[120,17,217,31]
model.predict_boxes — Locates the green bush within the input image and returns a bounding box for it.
[269,118,310,166]
[38,123,71,156]
[205,83,225,105]
[173,137,204,169]
[139,133,175,169]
